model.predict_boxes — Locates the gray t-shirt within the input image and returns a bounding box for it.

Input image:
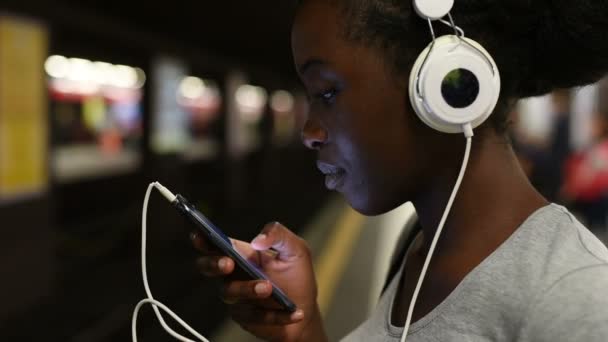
[341,204,608,341]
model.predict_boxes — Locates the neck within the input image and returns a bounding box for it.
[411,131,548,258]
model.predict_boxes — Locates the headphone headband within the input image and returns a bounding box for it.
[413,0,454,20]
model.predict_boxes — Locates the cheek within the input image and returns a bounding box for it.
[334,118,418,214]
[328,86,425,213]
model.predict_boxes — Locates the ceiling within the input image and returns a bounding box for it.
[3,0,300,79]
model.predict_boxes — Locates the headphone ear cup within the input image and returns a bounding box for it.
[409,35,501,134]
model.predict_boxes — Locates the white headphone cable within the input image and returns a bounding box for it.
[131,182,210,342]
[133,122,473,342]
[400,123,474,342]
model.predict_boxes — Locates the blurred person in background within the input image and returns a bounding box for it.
[563,77,608,237]
[543,89,572,201]
[193,1,608,341]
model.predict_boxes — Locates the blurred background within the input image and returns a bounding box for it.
[0,1,606,341]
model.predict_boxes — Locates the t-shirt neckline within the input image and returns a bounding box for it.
[386,203,559,337]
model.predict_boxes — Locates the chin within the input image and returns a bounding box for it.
[344,193,392,217]
[343,186,411,217]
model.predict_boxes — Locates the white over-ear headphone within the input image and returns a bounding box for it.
[409,0,501,134]
[400,2,501,342]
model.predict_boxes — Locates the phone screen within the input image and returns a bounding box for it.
[173,195,297,312]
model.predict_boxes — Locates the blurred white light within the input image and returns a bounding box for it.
[45,55,70,78]
[236,85,268,111]
[134,67,147,88]
[571,84,598,150]
[270,90,295,113]
[517,95,553,141]
[92,61,114,85]
[45,55,145,91]
[112,65,139,88]
[179,76,206,99]
[68,58,94,82]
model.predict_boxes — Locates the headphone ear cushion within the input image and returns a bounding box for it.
[409,35,501,134]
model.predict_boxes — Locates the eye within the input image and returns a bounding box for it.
[314,88,338,105]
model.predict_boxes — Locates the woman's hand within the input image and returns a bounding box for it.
[192,222,327,342]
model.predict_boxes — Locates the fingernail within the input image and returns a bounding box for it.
[190,232,197,241]
[218,258,227,270]
[252,233,267,244]
[254,282,268,295]
[292,310,304,320]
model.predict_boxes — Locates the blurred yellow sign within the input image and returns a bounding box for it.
[0,16,49,200]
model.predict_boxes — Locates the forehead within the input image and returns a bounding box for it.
[291,1,400,87]
[291,1,348,68]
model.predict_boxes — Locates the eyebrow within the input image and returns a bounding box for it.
[298,58,326,75]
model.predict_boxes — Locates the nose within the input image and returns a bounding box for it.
[301,119,328,150]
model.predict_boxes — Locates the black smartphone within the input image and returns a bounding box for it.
[173,194,297,312]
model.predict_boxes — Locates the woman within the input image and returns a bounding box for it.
[192,0,608,341]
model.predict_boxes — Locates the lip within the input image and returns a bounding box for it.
[316,161,346,190]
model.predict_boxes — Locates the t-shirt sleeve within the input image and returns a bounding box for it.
[519,265,608,342]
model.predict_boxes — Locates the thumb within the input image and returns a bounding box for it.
[251,222,307,262]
